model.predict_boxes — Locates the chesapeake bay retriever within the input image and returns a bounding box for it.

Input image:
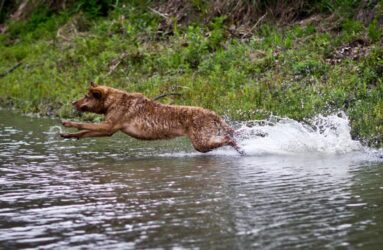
[60,82,243,154]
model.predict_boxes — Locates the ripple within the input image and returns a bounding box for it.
[1,110,383,249]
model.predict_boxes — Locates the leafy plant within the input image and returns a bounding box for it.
[368,18,382,43]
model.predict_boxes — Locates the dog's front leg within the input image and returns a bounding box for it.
[61,120,121,140]
[62,121,118,132]
[61,121,83,130]
[60,130,115,139]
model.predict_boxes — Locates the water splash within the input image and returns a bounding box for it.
[44,126,63,142]
[233,112,361,155]
[206,112,382,159]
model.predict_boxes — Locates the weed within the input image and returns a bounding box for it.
[367,18,382,43]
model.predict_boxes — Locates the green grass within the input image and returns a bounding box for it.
[0,1,382,146]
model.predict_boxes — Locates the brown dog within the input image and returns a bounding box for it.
[61,82,243,154]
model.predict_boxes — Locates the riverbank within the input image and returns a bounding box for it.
[0,1,382,146]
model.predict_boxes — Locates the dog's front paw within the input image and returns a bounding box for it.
[62,120,74,127]
[60,133,81,140]
[60,133,71,138]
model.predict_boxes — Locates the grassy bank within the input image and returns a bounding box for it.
[0,1,382,146]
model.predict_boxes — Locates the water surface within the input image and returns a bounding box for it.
[0,110,382,249]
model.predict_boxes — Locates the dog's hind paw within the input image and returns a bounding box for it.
[236,148,246,156]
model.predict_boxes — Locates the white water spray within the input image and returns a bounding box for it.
[233,112,363,156]
[44,125,63,142]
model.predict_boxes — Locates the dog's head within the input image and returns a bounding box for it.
[72,82,109,114]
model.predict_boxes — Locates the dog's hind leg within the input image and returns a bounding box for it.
[226,136,245,155]
[188,131,223,153]
[217,118,235,136]
[189,133,245,155]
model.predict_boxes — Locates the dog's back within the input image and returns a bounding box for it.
[118,96,232,140]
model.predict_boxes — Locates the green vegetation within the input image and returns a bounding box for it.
[0,0,382,146]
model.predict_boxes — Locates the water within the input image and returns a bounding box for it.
[0,109,383,249]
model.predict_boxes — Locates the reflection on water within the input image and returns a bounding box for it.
[0,110,383,249]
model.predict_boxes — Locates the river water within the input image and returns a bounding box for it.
[0,109,382,249]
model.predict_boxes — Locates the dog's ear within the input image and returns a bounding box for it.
[90,88,104,99]
[90,81,97,88]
